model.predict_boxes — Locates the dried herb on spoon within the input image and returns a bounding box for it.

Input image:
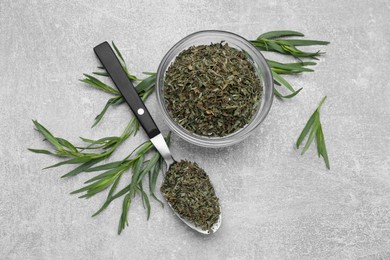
[161,160,220,231]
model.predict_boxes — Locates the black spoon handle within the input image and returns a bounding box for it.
[93,42,160,139]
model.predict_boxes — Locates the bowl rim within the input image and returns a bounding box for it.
[156,30,274,148]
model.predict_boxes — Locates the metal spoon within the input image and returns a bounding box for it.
[94,42,221,234]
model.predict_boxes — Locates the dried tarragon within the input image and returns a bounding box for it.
[161,160,220,231]
[163,43,263,137]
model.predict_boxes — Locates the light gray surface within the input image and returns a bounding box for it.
[1,0,389,259]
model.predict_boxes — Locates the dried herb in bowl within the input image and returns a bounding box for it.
[163,43,263,137]
[160,160,220,231]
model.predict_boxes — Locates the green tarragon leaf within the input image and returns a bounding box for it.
[258,30,304,39]
[296,96,330,169]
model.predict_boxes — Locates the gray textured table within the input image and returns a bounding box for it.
[1,0,389,259]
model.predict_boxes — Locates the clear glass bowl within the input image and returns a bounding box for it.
[156,30,273,148]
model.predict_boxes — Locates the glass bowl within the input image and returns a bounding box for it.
[156,30,273,148]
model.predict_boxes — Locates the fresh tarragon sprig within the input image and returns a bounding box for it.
[251,30,329,99]
[296,96,330,169]
[30,118,170,233]
[29,42,167,234]
[251,30,329,59]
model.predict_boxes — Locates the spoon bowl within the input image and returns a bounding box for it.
[167,201,222,234]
